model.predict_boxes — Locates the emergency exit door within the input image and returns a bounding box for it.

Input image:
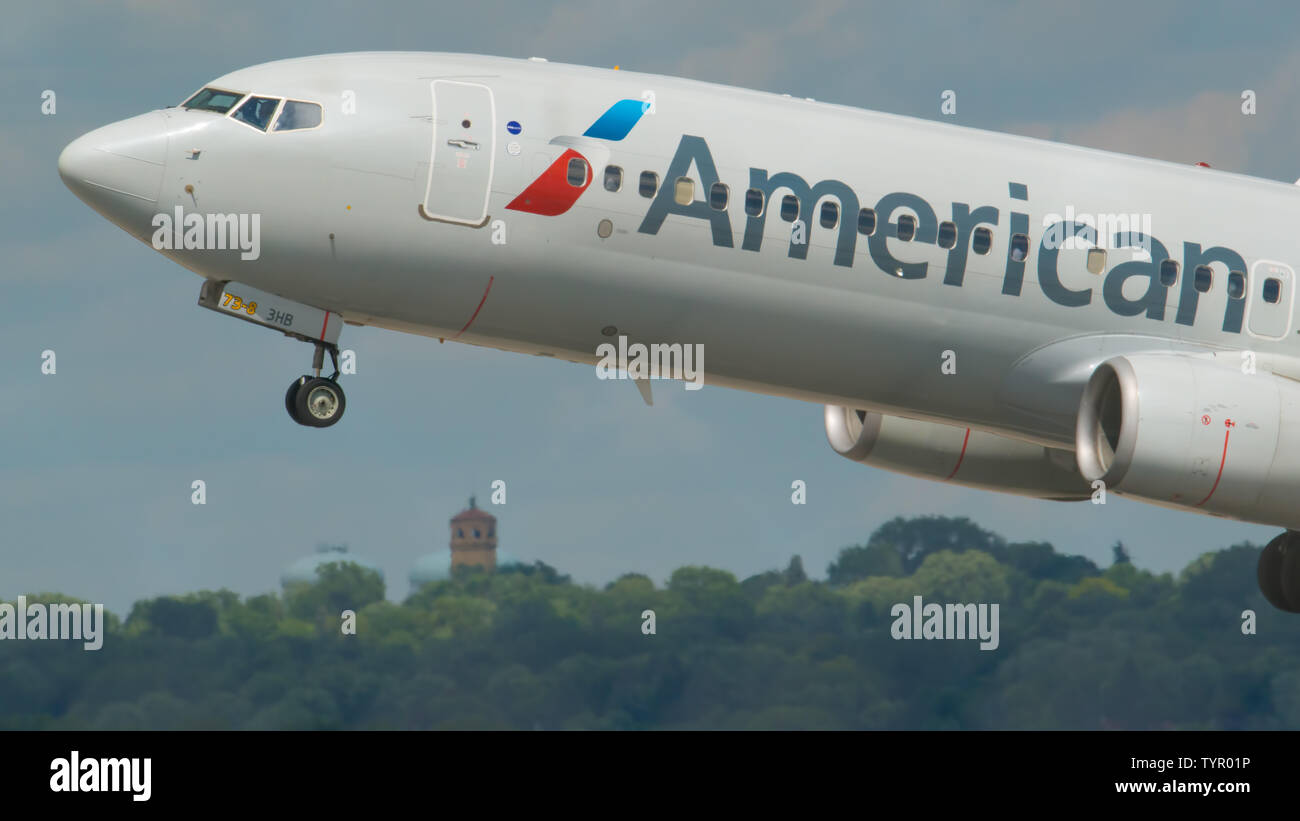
[421,80,496,226]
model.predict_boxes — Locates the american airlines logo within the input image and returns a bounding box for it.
[507,101,1251,334]
[634,135,1250,333]
[506,98,650,216]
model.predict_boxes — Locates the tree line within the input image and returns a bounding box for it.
[2,516,1297,729]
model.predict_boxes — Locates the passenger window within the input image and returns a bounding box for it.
[744,188,764,216]
[857,208,876,236]
[1194,265,1213,292]
[639,171,658,198]
[896,214,916,241]
[709,182,729,210]
[272,99,322,131]
[604,165,623,192]
[1227,271,1245,299]
[1010,233,1029,262]
[1086,247,1107,274]
[674,177,695,205]
[232,96,280,131]
[1159,259,1179,287]
[780,195,799,222]
[937,221,957,250]
[820,201,838,229]
[972,227,992,255]
[1265,277,1282,304]
[567,157,589,187]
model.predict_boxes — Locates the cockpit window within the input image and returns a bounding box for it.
[232,95,281,131]
[182,87,245,114]
[273,100,323,131]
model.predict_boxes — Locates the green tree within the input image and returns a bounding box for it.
[783,555,807,585]
[999,541,1098,582]
[867,516,1003,574]
[284,561,386,624]
[129,596,218,640]
[826,543,904,584]
[1112,541,1132,565]
[8,517,1300,732]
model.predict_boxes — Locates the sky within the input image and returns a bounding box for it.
[3,0,1295,615]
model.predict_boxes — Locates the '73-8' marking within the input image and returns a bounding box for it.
[222,292,296,328]
[222,292,257,316]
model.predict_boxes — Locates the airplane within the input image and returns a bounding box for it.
[56,52,1300,612]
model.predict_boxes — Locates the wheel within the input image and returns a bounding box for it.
[1280,536,1300,614]
[1259,533,1300,613]
[293,376,346,428]
[285,376,308,425]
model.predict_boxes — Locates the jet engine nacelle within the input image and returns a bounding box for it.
[1075,353,1300,530]
[824,405,1092,499]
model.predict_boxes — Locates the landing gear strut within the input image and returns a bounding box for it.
[1258,532,1300,613]
[286,342,346,428]
[196,279,349,428]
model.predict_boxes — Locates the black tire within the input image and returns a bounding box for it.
[1259,534,1300,613]
[1279,536,1300,614]
[293,377,346,428]
[285,376,307,424]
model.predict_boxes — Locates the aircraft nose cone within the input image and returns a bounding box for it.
[59,111,169,231]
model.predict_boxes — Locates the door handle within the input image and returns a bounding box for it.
[447,138,479,149]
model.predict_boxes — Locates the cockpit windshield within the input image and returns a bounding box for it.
[181,87,323,132]
[273,100,323,131]
[182,87,245,114]
[231,95,281,131]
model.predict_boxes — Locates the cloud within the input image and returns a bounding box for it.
[1001,49,1300,180]
[1005,90,1252,170]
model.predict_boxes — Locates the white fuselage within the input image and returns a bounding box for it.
[58,52,1300,457]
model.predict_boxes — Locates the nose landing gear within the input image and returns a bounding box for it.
[1258,532,1300,613]
[286,343,346,428]
[196,279,350,427]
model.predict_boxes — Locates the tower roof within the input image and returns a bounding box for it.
[451,495,496,523]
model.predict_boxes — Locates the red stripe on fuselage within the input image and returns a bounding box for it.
[1194,429,1231,507]
[945,428,972,480]
[451,275,495,340]
[506,149,592,216]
